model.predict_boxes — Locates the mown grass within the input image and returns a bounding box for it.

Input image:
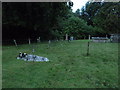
[2,40,118,88]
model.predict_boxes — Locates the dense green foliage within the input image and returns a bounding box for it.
[2,2,120,41]
[58,15,95,39]
[2,40,118,88]
[2,2,70,40]
[78,2,120,34]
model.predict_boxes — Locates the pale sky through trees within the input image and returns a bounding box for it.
[71,0,89,12]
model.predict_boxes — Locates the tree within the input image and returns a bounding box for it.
[2,2,70,40]
[80,1,120,34]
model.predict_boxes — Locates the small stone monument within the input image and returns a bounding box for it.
[65,34,68,40]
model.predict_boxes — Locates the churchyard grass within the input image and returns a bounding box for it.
[2,40,118,88]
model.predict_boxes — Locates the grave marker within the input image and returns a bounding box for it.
[70,36,74,41]
[65,34,68,40]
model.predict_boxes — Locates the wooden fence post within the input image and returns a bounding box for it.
[89,35,91,40]
[48,40,51,48]
[39,37,40,42]
[87,42,90,56]
[13,39,17,47]
[28,38,31,45]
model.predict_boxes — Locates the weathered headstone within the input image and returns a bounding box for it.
[65,34,68,40]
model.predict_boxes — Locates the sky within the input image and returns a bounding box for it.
[71,0,89,12]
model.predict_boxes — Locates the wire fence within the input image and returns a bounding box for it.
[2,38,42,46]
[2,38,119,60]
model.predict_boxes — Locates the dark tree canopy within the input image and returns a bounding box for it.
[2,2,120,43]
[79,2,120,34]
[2,2,70,40]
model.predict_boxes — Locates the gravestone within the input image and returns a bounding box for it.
[70,36,74,41]
[65,34,68,40]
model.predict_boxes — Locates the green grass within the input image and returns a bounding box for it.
[2,40,118,88]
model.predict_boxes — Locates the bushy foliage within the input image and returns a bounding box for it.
[58,15,95,39]
[79,2,120,34]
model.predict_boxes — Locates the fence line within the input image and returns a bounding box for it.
[2,38,66,45]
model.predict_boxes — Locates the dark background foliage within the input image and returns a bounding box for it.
[2,2,120,42]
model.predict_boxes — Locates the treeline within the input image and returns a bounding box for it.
[2,2,70,40]
[75,2,120,35]
[2,2,120,41]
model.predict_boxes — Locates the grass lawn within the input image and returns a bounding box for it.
[2,40,118,88]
